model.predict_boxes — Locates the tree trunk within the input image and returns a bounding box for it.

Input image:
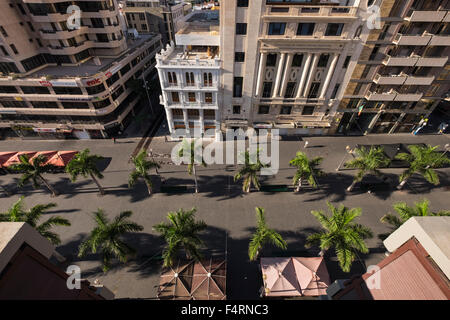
[39,175,58,197]
[246,177,251,193]
[192,165,198,193]
[347,180,357,192]
[397,179,407,190]
[296,178,302,192]
[90,173,105,195]
[145,179,152,196]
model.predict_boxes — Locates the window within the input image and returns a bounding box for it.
[284,82,296,98]
[343,56,351,69]
[233,77,243,97]
[302,106,315,115]
[236,23,247,35]
[0,86,18,93]
[331,84,340,99]
[266,54,277,67]
[0,26,8,37]
[187,109,199,119]
[280,106,292,115]
[139,13,145,20]
[142,24,147,31]
[188,92,196,102]
[21,86,50,94]
[268,23,286,35]
[237,0,248,7]
[61,102,90,109]
[262,82,272,98]
[27,22,35,32]
[111,86,124,100]
[205,92,213,103]
[235,52,245,62]
[258,105,270,114]
[168,72,177,85]
[53,87,83,95]
[204,110,215,119]
[120,63,131,76]
[325,23,344,36]
[10,44,18,55]
[292,54,303,67]
[31,101,58,108]
[0,46,9,56]
[185,72,195,86]
[93,98,111,109]
[233,105,241,114]
[203,72,212,86]
[106,73,120,87]
[86,83,106,95]
[369,45,380,60]
[171,92,180,103]
[297,23,315,36]
[308,82,320,98]
[317,54,329,68]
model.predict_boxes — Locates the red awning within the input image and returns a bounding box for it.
[0,152,18,168]
[3,151,37,167]
[29,151,58,165]
[46,151,78,167]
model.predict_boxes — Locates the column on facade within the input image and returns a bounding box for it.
[255,52,267,97]
[279,53,294,98]
[302,54,319,98]
[296,53,312,99]
[389,113,405,134]
[319,53,339,99]
[199,108,204,135]
[272,53,286,98]
[183,109,189,130]
[165,108,174,133]
[366,110,384,134]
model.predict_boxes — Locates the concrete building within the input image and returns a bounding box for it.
[335,0,450,135]
[122,0,193,45]
[326,217,450,300]
[219,0,371,136]
[0,222,114,299]
[0,0,161,139]
[156,10,221,139]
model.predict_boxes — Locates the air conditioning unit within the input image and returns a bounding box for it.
[326,279,348,298]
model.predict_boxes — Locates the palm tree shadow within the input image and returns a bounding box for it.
[401,171,449,194]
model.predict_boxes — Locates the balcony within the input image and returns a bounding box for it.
[39,26,89,40]
[404,76,435,86]
[47,41,93,55]
[405,10,447,22]
[416,56,448,67]
[263,6,358,20]
[445,11,450,23]
[383,55,419,66]
[429,35,450,46]
[374,74,407,85]
[394,93,423,101]
[393,33,432,46]
[365,92,396,101]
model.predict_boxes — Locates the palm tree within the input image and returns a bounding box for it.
[129,150,160,195]
[153,208,207,267]
[78,209,143,272]
[306,201,373,273]
[177,139,206,193]
[344,146,390,192]
[10,154,59,197]
[380,199,450,239]
[0,196,70,245]
[249,207,287,261]
[395,144,450,189]
[66,149,105,195]
[289,151,324,192]
[234,149,268,193]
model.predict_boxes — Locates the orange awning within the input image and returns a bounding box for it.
[3,151,37,167]
[46,151,78,167]
[0,152,18,168]
[29,151,58,165]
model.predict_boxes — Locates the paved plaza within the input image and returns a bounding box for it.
[0,132,449,299]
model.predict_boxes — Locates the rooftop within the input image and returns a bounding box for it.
[175,11,219,46]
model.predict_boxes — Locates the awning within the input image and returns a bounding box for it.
[261,257,331,297]
[3,151,37,167]
[0,152,18,168]
[30,151,58,165]
[46,151,78,167]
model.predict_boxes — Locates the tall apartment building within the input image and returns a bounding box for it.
[335,0,450,135]
[220,0,370,135]
[0,0,161,139]
[123,0,193,46]
[156,10,221,140]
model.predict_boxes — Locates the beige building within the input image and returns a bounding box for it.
[122,0,193,45]
[336,0,450,135]
[0,0,161,139]
[220,0,371,136]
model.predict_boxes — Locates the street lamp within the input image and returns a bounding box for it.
[336,145,354,171]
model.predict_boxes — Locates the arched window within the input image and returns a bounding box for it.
[208,72,212,86]
[203,72,213,86]
[185,72,195,86]
[168,72,177,85]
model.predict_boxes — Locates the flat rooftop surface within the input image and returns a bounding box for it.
[29,34,156,79]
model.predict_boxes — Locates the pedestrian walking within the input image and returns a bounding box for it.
[438,122,448,134]
[113,137,116,144]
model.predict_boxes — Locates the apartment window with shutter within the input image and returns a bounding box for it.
[205,92,213,103]
[171,92,180,103]
[233,77,243,97]
[188,92,196,102]
[203,72,212,86]
[10,44,18,55]
[236,23,247,35]
[185,72,195,86]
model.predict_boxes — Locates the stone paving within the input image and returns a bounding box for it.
[0,132,448,299]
